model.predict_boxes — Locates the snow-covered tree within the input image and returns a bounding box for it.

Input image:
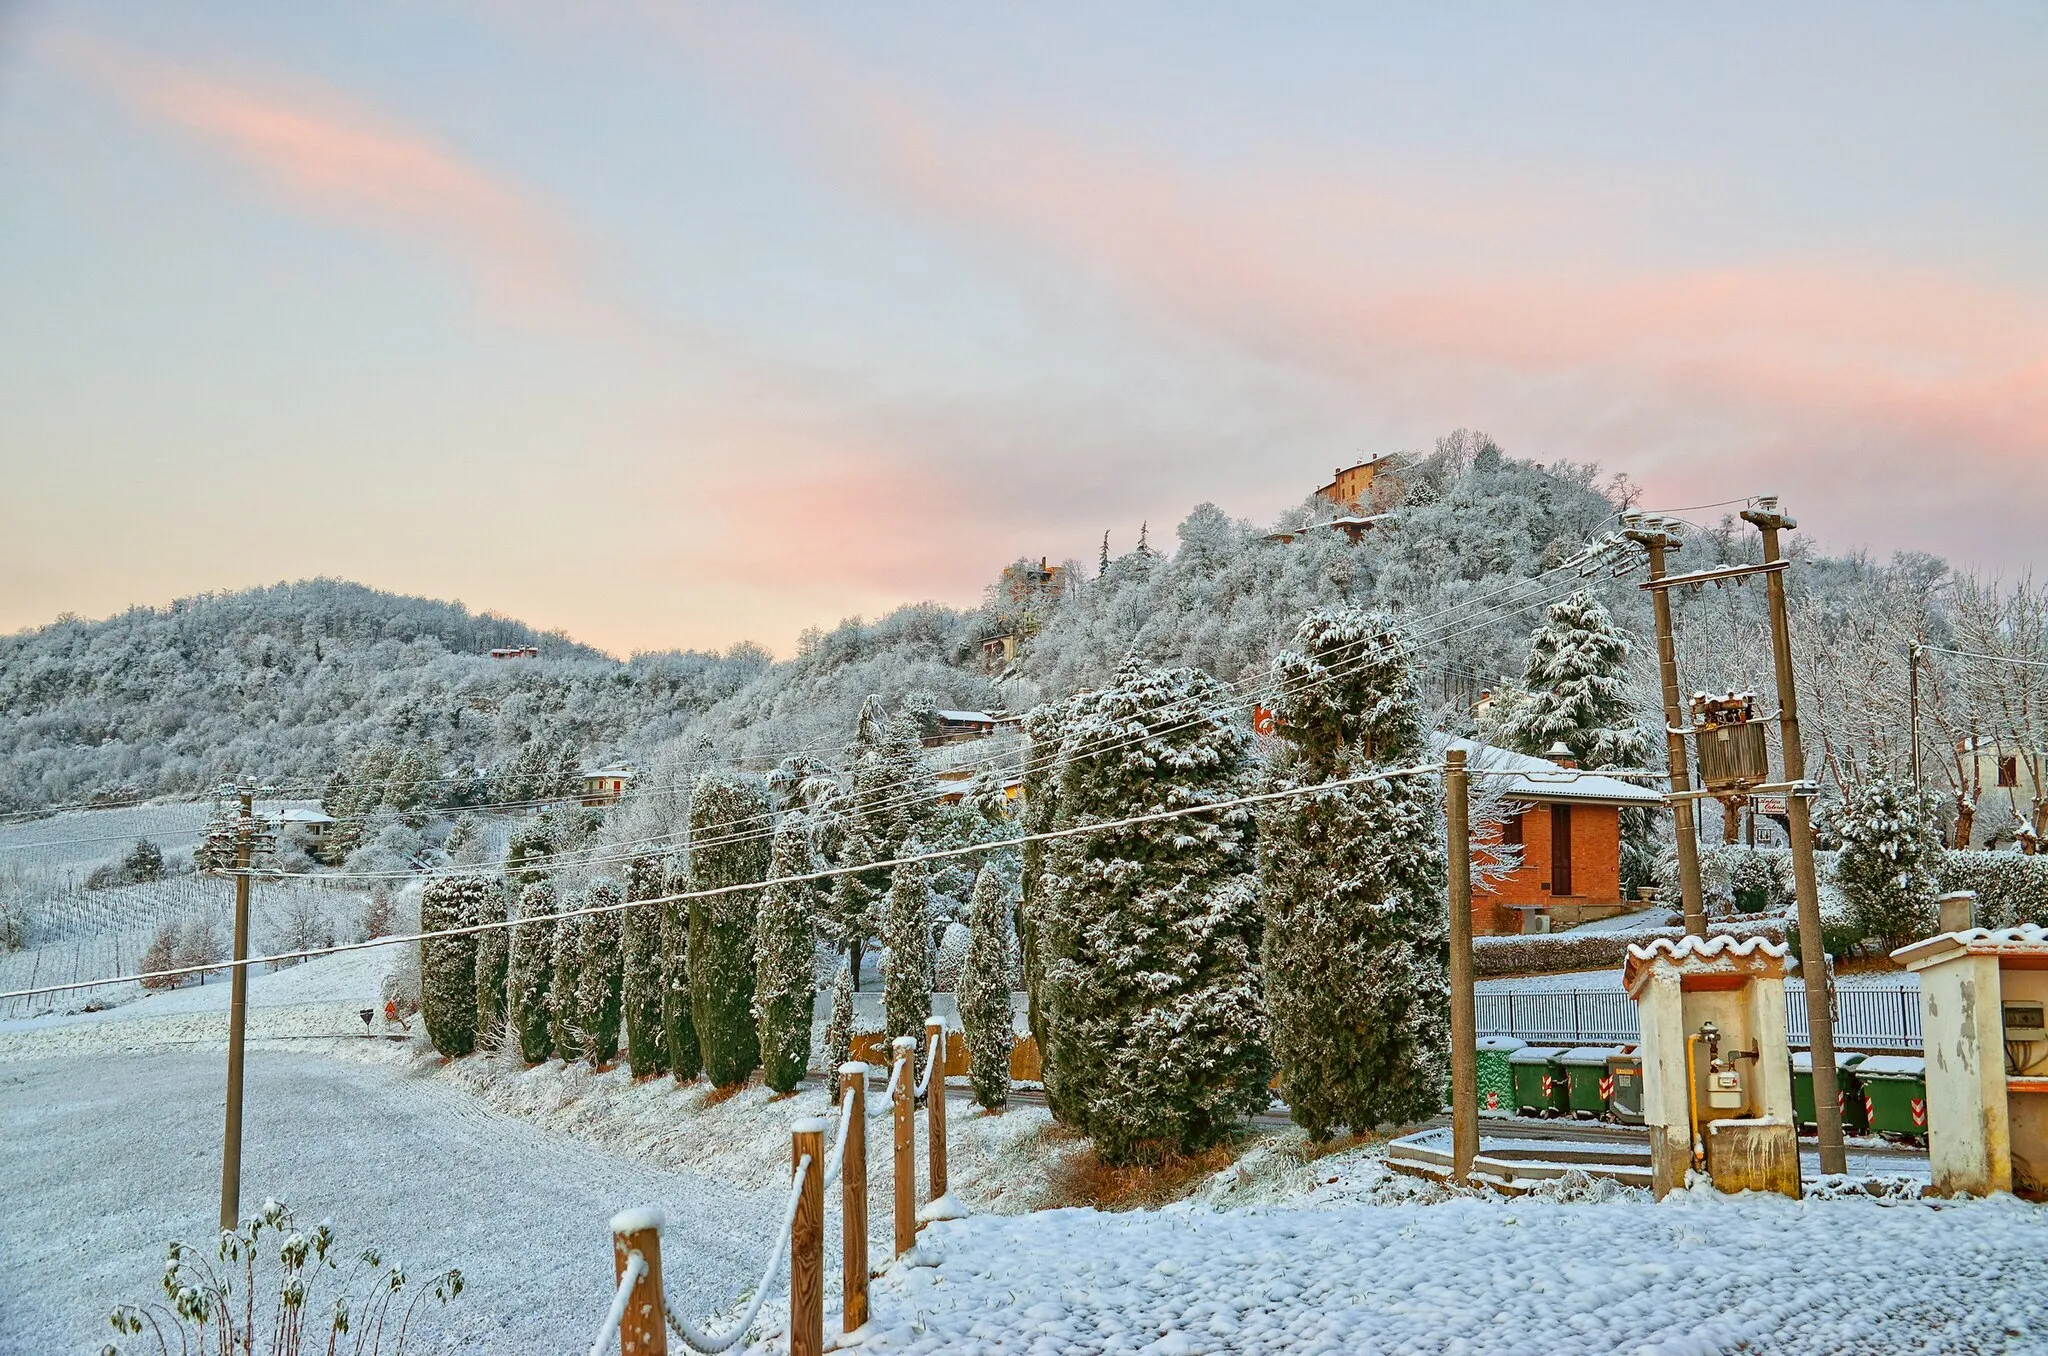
[576,879,625,1066]
[659,894,700,1081]
[1037,659,1271,1163]
[508,881,557,1063]
[689,769,770,1087]
[1259,608,1449,1139]
[1837,763,1943,951]
[883,840,934,1048]
[754,814,817,1094]
[621,855,670,1077]
[823,962,856,1104]
[468,879,511,1047]
[1500,591,1649,770]
[418,875,482,1058]
[1018,698,1066,1059]
[547,908,585,1062]
[956,863,1014,1110]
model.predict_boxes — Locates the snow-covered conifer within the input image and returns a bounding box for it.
[548,908,586,1061]
[1018,699,1066,1066]
[883,840,934,1047]
[754,814,818,1093]
[689,769,770,1086]
[418,875,481,1058]
[1038,659,1270,1163]
[467,878,511,1047]
[1837,763,1943,951]
[1500,591,1649,770]
[1259,608,1449,1139]
[508,881,557,1062]
[660,895,700,1080]
[823,962,856,1103]
[575,879,626,1066]
[956,863,1014,1110]
[622,855,670,1077]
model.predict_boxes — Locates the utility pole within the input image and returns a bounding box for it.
[1445,746,1477,1184]
[220,775,256,1232]
[1624,517,1708,936]
[1908,642,1923,796]
[1741,499,1848,1176]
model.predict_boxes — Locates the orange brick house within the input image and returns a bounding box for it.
[1439,735,1664,936]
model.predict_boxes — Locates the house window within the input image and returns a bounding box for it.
[1501,812,1524,847]
[1550,803,1574,896]
[1999,756,2019,788]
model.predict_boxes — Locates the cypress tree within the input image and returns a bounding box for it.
[1018,699,1066,1105]
[548,908,585,1061]
[882,841,933,1048]
[754,814,818,1094]
[660,894,701,1081]
[823,962,856,1104]
[508,881,557,1063]
[1038,659,1270,1164]
[622,855,671,1077]
[418,875,480,1057]
[577,879,626,1066]
[956,863,1014,1110]
[689,769,771,1087]
[1259,608,1449,1140]
[470,878,511,1049]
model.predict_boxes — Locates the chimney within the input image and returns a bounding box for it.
[1545,741,1578,769]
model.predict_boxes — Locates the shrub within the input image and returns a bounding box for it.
[1936,850,2048,929]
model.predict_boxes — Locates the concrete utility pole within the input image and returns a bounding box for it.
[219,776,255,1232]
[1741,499,1849,1177]
[1445,746,1478,1185]
[1908,642,1924,796]
[1625,519,1708,936]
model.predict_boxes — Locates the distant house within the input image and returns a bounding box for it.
[926,710,1016,746]
[1315,454,1401,513]
[1437,735,1665,936]
[934,768,1025,807]
[489,646,540,660]
[579,765,633,807]
[268,806,335,841]
[1957,736,2045,803]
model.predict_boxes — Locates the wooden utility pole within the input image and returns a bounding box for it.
[1445,746,1478,1185]
[839,1063,869,1335]
[890,1036,916,1257]
[1742,499,1848,1176]
[219,776,255,1232]
[790,1119,825,1356]
[923,1017,948,1202]
[1908,643,1924,796]
[1625,519,1709,935]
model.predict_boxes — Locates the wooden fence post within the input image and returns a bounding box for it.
[608,1207,668,1356]
[790,1119,826,1356]
[923,1016,949,1203]
[891,1035,916,1257]
[839,1062,869,1335]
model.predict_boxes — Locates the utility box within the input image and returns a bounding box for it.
[1623,934,1801,1199]
[1893,924,2048,1199]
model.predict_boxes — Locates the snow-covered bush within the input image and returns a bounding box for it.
[417,875,485,1057]
[1836,767,1942,951]
[1037,659,1271,1164]
[1936,850,2048,929]
[621,855,670,1077]
[507,881,557,1063]
[824,961,856,1103]
[956,864,1014,1110]
[1259,608,1448,1140]
[931,921,971,992]
[547,908,585,1061]
[883,842,935,1047]
[87,838,165,891]
[753,814,817,1093]
[469,881,510,1046]
[688,769,769,1087]
[576,879,625,1066]
[659,893,700,1081]
[102,1198,462,1356]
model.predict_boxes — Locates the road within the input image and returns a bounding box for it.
[0,1043,779,1354]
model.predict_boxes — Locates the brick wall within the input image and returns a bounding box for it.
[1475,801,1626,935]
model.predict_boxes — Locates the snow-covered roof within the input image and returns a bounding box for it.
[579,765,634,779]
[1892,923,2048,972]
[277,807,334,824]
[1433,735,1665,807]
[933,709,999,724]
[1621,933,1789,996]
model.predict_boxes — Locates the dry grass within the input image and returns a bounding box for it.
[1039,1129,1250,1212]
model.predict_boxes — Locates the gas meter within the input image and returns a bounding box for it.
[1706,1065,1745,1110]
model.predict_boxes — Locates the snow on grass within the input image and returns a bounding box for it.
[841,1187,2048,1354]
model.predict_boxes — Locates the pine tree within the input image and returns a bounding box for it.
[689,769,771,1087]
[1258,608,1449,1139]
[508,881,558,1062]
[419,875,481,1058]
[577,879,626,1066]
[754,814,818,1094]
[468,878,511,1049]
[823,962,856,1104]
[1500,591,1649,770]
[548,908,585,1062]
[956,863,1014,1110]
[1837,762,1943,951]
[883,840,934,1049]
[1037,659,1270,1163]
[622,855,671,1077]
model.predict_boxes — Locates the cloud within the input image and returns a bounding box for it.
[50,31,599,327]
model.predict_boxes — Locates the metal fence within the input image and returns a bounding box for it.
[1476,983,1922,1051]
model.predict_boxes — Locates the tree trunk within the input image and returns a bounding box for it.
[849,937,865,993]
[1955,795,1976,851]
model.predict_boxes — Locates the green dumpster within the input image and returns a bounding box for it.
[1508,1046,1570,1116]
[1559,1046,1622,1119]
[1476,1036,1525,1117]
[1856,1055,1927,1142]
[1605,1050,1644,1125]
[1791,1051,1868,1134]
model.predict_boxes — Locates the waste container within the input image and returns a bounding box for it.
[1559,1046,1622,1119]
[1605,1049,1644,1125]
[1509,1046,1571,1116]
[1855,1055,1927,1142]
[1791,1051,1868,1135]
[1476,1036,1525,1117]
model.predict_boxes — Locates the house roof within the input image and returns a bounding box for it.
[933,709,998,724]
[579,765,635,780]
[1892,923,2048,972]
[1432,735,1665,807]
